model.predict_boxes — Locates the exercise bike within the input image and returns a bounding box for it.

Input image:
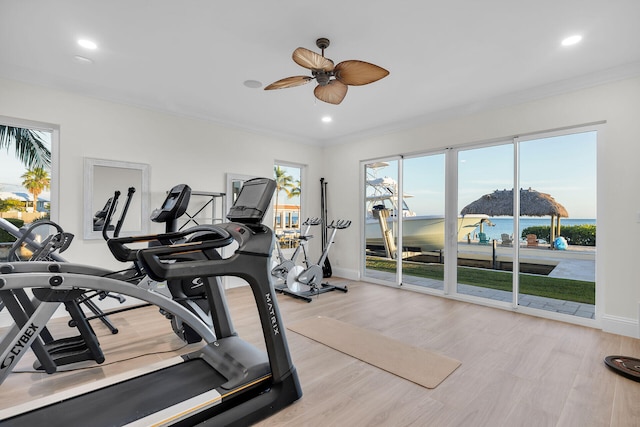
[271,217,321,285]
[275,219,350,302]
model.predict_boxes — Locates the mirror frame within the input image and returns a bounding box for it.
[83,158,150,240]
[225,173,257,213]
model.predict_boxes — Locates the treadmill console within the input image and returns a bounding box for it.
[226,178,276,224]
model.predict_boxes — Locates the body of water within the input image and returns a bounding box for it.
[470,217,596,242]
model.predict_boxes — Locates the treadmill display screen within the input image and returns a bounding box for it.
[226,178,276,224]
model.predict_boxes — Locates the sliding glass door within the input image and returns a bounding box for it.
[453,130,597,318]
[456,143,514,304]
[363,159,399,283]
[362,154,446,289]
[517,131,596,318]
[361,127,597,321]
[401,153,446,291]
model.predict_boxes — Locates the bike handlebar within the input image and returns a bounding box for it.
[327,219,351,229]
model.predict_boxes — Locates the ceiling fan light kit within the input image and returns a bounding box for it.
[265,37,389,105]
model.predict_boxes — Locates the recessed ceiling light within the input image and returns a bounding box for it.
[561,35,582,46]
[243,80,262,88]
[78,39,97,50]
[73,55,94,64]
[321,116,332,123]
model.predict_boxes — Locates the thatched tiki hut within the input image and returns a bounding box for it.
[460,188,569,246]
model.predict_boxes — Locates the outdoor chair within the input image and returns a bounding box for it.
[501,233,513,246]
[478,232,490,245]
[526,234,539,247]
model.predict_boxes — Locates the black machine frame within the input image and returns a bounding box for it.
[0,177,303,426]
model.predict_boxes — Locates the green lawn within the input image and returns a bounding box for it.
[366,258,595,305]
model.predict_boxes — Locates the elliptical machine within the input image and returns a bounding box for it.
[100,183,220,343]
[0,219,110,372]
[149,184,220,343]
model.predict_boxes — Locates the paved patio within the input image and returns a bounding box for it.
[367,252,596,320]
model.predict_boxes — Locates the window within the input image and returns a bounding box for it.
[0,118,57,264]
[273,163,302,248]
[0,120,55,224]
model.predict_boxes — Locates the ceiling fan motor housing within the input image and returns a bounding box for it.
[316,71,331,86]
[316,38,330,50]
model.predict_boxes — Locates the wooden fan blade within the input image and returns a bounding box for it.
[334,60,389,86]
[264,76,313,90]
[292,47,335,72]
[314,80,348,105]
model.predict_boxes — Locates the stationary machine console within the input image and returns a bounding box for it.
[150,183,191,232]
[226,177,276,224]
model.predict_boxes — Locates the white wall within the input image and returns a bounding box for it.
[2,75,640,337]
[324,76,640,337]
[0,77,324,270]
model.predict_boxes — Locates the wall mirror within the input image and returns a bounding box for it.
[83,158,150,240]
[225,173,257,213]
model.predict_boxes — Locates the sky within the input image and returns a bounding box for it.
[0,150,30,192]
[367,130,597,219]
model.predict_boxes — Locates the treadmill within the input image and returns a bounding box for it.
[0,177,302,426]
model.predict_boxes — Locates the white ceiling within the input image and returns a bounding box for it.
[2,1,640,145]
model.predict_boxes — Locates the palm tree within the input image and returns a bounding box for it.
[285,179,301,228]
[286,179,301,199]
[274,166,294,229]
[0,125,51,169]
[21,167,50,212]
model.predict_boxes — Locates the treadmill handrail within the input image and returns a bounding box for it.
[107,225,232,262]
[137,239,233,282]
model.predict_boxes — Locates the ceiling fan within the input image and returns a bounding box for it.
[264,37,389,105]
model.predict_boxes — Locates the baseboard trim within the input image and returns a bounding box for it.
[601,314,639,338]
[329,267,360,281]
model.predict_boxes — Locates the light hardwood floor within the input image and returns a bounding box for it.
[0,280,638,426]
